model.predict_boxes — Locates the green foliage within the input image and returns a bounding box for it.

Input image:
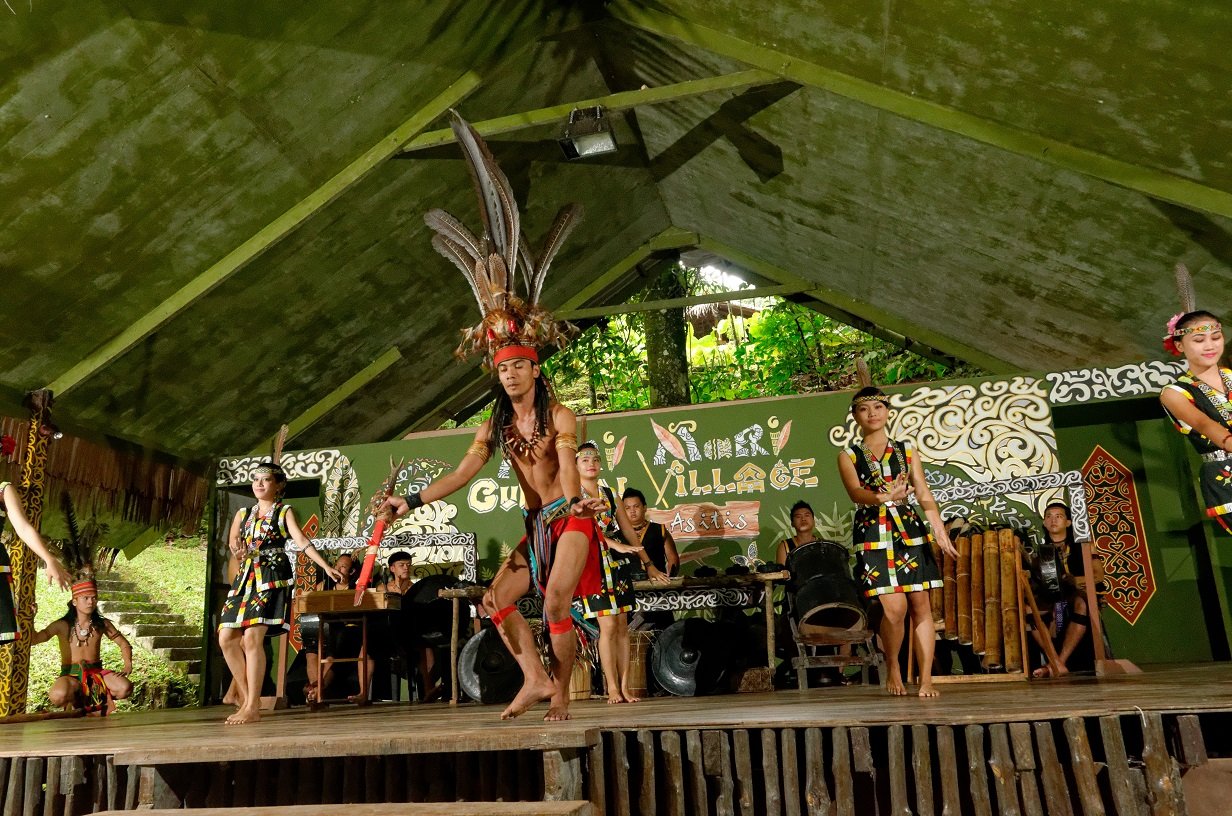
[543,294,981,416]
[114,538,208,632]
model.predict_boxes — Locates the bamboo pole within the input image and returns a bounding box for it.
[983,528,1002,669]
[971,530,985,655]
[956,533,972,645]
[930,536,945,630]
[1000,529,1022,672]
[942,541,958,641]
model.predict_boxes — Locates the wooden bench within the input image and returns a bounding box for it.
[98,803,592,816]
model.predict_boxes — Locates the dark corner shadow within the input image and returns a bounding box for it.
[649,81,800,184]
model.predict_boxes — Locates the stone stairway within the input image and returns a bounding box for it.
[95,576,203,686]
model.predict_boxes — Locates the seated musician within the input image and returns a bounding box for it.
[622,488,679,632]
[777,500,820,565]
[306,551,376,702]
[1031,502,1102,677]
[377,551,443,702]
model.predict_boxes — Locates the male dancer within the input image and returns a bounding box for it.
[386,112,597,720]
[386,352,603,720]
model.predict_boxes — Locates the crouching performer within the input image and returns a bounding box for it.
[33,578,133,715]
[386,111,599,721]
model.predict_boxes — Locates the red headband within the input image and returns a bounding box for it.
[71,580,96,598]
[492,345,539,366]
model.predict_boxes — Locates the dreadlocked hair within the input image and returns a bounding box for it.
[60,601,106,630]
[488,374,555,458]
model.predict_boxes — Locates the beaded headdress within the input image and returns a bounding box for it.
[849,358,889,412]
[425,111,583,370]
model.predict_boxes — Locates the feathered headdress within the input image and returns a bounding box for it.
[425,110,583,370]
[56,492,116,598]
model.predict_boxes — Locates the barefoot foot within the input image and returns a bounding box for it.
[620,686,641,703]
[500,678,556,720]
[918,683,940,698]
[544,702,573,721]
[225,706,261,725]
[886,674,908,696]
[607,690,626,704]
[1032,664,1069,679]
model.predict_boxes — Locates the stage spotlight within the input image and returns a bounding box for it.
[558,106,617,160]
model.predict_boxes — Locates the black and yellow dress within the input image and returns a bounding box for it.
[579,485,635,619]
[219,501,294,636]
[846,440,942,597]
[0,481,19,643]
[1162,368,1232,532]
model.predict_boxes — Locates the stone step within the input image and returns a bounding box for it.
[96,591,147,603]
[94,578,139,592]
[140,635,201,651]
[160,646,201,662]
[100,600,172,614]
[105,611,178,626]
[129,623,199,638]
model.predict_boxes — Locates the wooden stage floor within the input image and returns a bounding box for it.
[3,663,1230,764]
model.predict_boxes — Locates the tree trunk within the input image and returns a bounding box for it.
[644,264,691,407]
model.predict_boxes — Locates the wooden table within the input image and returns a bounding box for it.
[293,589,401,707]
[439,571,790,704]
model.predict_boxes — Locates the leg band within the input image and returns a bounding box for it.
[548,617,574,636]
[1069,612,1090,626]
[489,605,517,627]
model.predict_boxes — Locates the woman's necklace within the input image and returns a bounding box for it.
[73,619,94,646]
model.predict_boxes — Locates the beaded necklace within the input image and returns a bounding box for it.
[858,440,907,490]
[241,501,282,556]
[503,424,542,458]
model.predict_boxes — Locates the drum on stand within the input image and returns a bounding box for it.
[298,613,321,650]
[788,541,866,638]
[457,625,522,704]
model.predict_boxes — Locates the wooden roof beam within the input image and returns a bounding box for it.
[398,70,778,154]
[44,73,484,399]
[612,3,1232,220]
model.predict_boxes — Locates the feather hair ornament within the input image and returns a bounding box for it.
[1162,262,1214,356]
[56,491,116,596]
[425,110,583,369]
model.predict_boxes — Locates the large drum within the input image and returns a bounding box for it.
[788,540,866,637]
[457,626,522,704]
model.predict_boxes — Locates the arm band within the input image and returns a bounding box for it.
[466,440,492,464]
[555,432,578,452]
[402,491,425,511]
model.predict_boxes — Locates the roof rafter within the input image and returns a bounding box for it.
[398,69,778,154]
[611,2,1232,219]
[44,73,484,399]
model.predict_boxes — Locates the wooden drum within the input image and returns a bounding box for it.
[626,630,654,699]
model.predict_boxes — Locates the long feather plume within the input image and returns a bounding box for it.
[448,111,519,277]
[424,209,484,262]
[855,357,873,388]
[531,203,584,304]
[431,234,488,309]
[57,491,116,580]
[1175,262,1196,313]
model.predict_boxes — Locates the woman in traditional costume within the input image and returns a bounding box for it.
[1,478,70,644]
[218,462,340,724]
[576,442,649,703]
[837,387,957,696]
[1159,310,1232,533]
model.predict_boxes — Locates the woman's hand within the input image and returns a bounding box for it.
[44,558,70,590]
[323,566,344,584]
[934,527,958,559]
[645,564,671,584]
